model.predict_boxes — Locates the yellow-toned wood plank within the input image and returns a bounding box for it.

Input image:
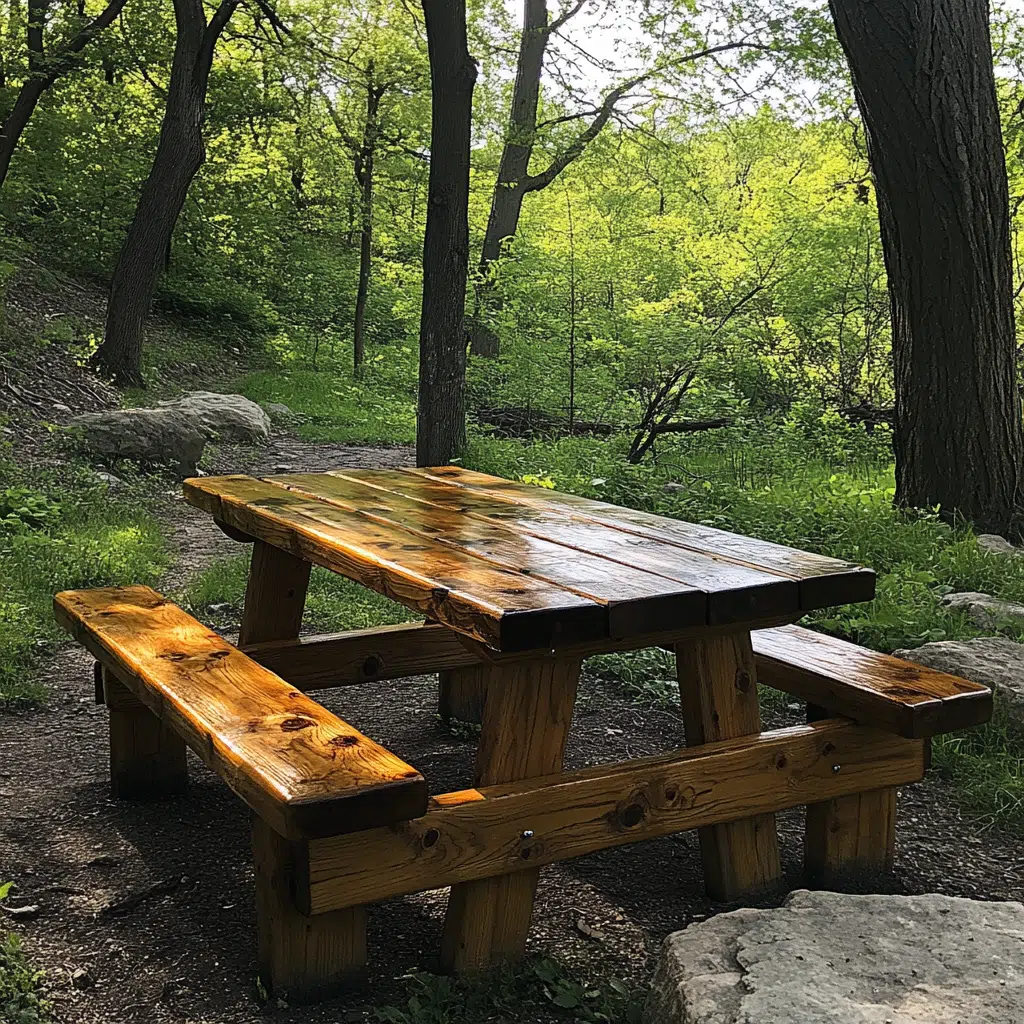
[252,816,366,1000]
[677,631,781,901]
[54,586,427,839]
[752,624,992,738]
[103,668,187,799]
[302,721,926,914]
[406,465,875,610]
[184,475,606,652]
[440,656,581,973]
[325,469,798,626]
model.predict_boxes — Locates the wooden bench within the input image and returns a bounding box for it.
[54,585,428,996]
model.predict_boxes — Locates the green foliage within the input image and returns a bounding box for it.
[0,883,49,1024]
[371,960,642,1023]
[0,460,168,708]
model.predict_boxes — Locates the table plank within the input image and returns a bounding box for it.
[322,469,799,625]
[266,472,707,637]
[184,476,606,651]
[409,466,874,610]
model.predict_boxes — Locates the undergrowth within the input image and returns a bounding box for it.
[0,883,49,1023]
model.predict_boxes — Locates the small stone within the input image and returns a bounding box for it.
[2,904,40,920]
[662,482,686,493]
[575,917,606,941]
[92,471,124,491]
[976,533,1021,556]
[208,603,232,614]
[52,403,72,414]
[264,402,295,423]
[273,464,294,473]
[71,967,94,990]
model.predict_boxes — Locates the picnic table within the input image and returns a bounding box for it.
[54,466,993,1001]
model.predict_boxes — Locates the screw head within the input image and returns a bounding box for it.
[832,764,842,774]
[521,830,534,840]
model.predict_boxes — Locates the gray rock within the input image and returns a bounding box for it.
[157,391,270,442]
[977,533,1022,555]
[70,967,94,990]
[940,591,1024,628]
[70,408,206,479]
[91,470,124,491]
[645,890,1024,1024]
[894,636,1020,719]
[52,403,72,414]
[264,401,295,423]
[663,482,686,494]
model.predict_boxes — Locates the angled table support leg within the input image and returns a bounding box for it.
[676,631,782,902]
[239,546,364,996]
[440,656,582,974]
[439,665,486,725]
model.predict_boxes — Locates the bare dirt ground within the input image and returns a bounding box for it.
[3,432,1024,1023]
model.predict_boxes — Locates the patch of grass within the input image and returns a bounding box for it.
[181,554,416,633]
[0,883,50,1023]
[372,959,642,1023]
[0,457,168,708]
[239,351,417,445]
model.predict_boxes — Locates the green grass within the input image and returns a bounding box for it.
[0,883,50,1023]
[0,455,168,707]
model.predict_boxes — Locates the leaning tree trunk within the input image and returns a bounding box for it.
[830,0,1024,535]
[416,0,477,466]
[0,79,45,189]
[352,73,383,372]
[94,0,236,386]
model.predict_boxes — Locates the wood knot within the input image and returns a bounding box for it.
[280,717,314,732]
[620,803,645,828]
[330,734,359,747]
[422,828,440,849]
[735,669,751,694]
[362,655,383,678]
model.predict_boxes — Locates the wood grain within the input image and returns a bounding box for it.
[268,472,708,637]
[805,788,897,883]
[440,656,582,973]
[54,586,427,839]
[677,632,781,901]
[439,665,486,724]
[407,465,876,610]
[326,469,799,626]
[752,624,992,737]
[238,541,311,647]
[184,475,606,651]
[103,668,188,799]
[302,720,925,913]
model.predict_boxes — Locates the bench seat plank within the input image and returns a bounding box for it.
[751,624,992,738]
[54,586,427,839]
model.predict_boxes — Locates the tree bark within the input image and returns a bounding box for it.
[830,0,1024,535]
[416,0,477,466]
[0,0,128,191]
[94,0,239,386]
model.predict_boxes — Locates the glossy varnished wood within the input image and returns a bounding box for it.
[408,465,876,609]
[54,586,427,839]
[752,625,992,737]
[302,720,926,914]
[323,469,799,626]
[184,475,606,651]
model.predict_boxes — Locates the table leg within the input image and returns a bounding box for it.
[440,656,582,974]
[804,704,897,882]
[439,665,486,725]
[239,545,364,996]
[676,632,781,902]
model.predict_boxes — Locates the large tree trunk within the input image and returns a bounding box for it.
[416,0,477,466]
[829,0,1024,535]
[93,0,237,386]
[0,0,128,191]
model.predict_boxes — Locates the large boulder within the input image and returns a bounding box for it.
[940,591,1024,628]
[645,890,1024,1024]
[976,533,1022,556]
[894,636,1023,722]
[157,391,270,442]
[70,408,206,478]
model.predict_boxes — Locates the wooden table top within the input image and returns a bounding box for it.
[184,466,875,653]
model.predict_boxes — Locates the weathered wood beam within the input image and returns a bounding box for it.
[301,720,925,914]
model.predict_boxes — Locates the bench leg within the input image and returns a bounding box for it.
[252,817,366,1000]
[804,701,896,882]
[102,668,187,800]
[440,656,581,974]
[676,632,781,902]
[439,666,486,725]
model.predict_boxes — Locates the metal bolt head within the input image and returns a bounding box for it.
[832,764,842,774]
[521,830,534,840]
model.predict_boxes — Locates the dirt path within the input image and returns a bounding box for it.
[3,435,1024,1023]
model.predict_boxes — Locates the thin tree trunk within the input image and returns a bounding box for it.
[94,0,238,386]
[353,72,383,372]
[830,0,1024,535]
[416,0,477,466]
[0,0,128,191]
